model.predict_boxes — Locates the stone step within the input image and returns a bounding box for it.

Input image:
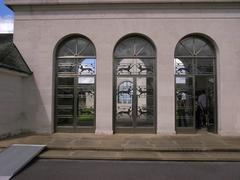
[39,149,240,161]
[46,145,240,152]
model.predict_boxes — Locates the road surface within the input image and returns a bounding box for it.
[13,159,240,180]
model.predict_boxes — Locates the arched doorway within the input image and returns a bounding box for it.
[113,35,156,133]
[174,35,217,133]
[55,35,96,132]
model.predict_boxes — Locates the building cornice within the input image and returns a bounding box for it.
[4,0,240,5]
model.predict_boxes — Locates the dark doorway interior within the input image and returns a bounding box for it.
[175,35,217,133]
[195,76,216,133]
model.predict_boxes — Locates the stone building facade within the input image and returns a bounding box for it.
[3,0,240,136]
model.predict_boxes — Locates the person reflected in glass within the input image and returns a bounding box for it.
[177,91,187,127]
[197,90,207,128]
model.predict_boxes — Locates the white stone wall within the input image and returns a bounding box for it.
[11,3,240,135]
[0,70,25,138]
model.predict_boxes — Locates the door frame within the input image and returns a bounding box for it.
[55,58,96,133]
[175,73,217,134]
[113,65,157,134]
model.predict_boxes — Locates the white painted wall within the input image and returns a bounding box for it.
[9,3,240,135]
[0,70,24,138]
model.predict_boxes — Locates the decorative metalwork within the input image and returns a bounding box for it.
[137,64,153,74]
[55,36,96,131]
[117,64,134,74]
[117,106,132,118]
[79,64,94,74]
[137,107,153,118]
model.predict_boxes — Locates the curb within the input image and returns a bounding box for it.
[39,149,240,162]
[46,146,240,152]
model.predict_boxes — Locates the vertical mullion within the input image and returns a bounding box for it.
[193,75,196,131]
[133,77,137,129]
[213,56,217,133]
[73,58,78,130]
[113,60,117,132]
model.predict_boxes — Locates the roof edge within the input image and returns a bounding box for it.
[12,43,33,75]
[4,0,240,5]
[0,65,32,76]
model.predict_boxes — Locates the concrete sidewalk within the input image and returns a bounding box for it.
[0,133,240,161]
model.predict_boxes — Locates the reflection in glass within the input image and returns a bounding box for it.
[78,58,96,75]
[56,36,96,129]
[116,58,154,76]
[78,77,95,84]
[175,36,216,132]
[116,78,133,127]
[114,35,156,131]
[77,86,95,126]
[175,58,192,75]
[136,77,154,127]
[118,81,133,104]
[176,77,194,127]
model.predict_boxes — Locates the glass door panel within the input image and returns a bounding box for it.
[113,36,156,133]
[195,76,216,132]
[115,77,133,127]
[136,77,154,127]
[176,77,194,128]
[56,87,74,126]
[56,36,96,132]
[77,85,95,126]
[206,76,216,132]
[175,36,217,133]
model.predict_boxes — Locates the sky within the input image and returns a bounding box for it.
[0,0,14,33]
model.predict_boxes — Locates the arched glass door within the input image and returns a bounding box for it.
[175,35,217,133]
[113,35,156,133]
[55,36,96,132]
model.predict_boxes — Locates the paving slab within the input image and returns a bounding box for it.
[1,133,240,161]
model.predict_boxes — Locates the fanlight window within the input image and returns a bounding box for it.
[175,36,215,75]
[114,36,155,58]
[114,36,156,76]
[58,37,95,58]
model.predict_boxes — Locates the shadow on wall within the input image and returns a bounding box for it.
[0,73,50,139]
[0,72,25,139]
[22,75,51,134]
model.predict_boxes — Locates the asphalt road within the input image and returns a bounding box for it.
[13,159,240,180]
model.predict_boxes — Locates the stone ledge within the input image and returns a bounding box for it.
[39,150,240,161]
